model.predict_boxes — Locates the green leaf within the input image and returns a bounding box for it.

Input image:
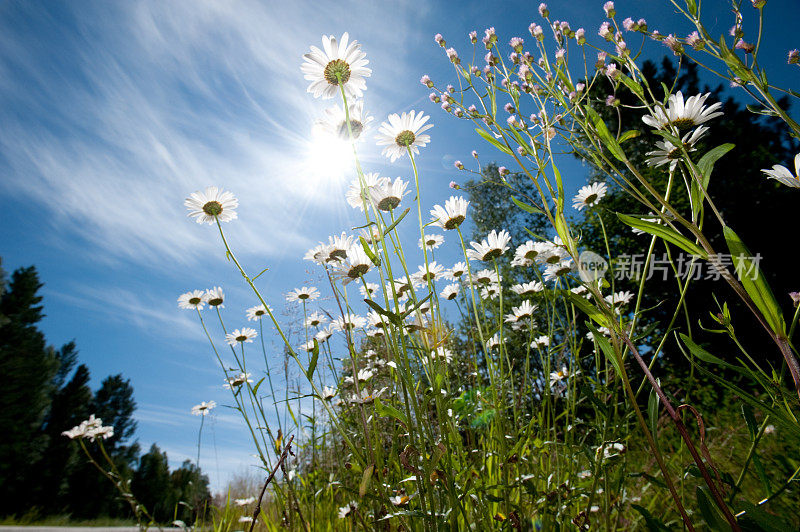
[679,334,742,373]
[752,453,772,496]
[383,208,410,235]
[737,501,793,532]
[359,464,374,498]
[586,323,622,376]
[400,292,433,319]
[565,292,610,329]
[475,127,513,155]
[359,236,381,267]
[695,487,728,532]
[510,195,544,215]
[619,130,640,143]
[618,74,644,99]
[647,387,660,443]
[363,299,402,327]
[252,377,266,395]
[692,143,735,219]
[306,339,319,380]
[686,0,697,16]
[617,213,708,258]
[585,107,626,162]
[631,504,671,532]
[374,398,409,425]
[741,404,758,441]
[723,226,785,335]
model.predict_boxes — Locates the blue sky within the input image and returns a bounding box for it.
[1,0,797,491]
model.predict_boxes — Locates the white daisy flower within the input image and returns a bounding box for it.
[360,225,383,245]
[314,100,373,141]
[321,386,337,400]
[418,233,444,251]
[326,232,355,262]
[225,327,258,346]
[448,262,469,280]
[432,347,454,363]
[185,186,238,225]
[411,261,445,286]
[233,497,256,506]
[370,177,408,211]
[389,494,410,506]
[761,153,800,188]
[246,304,272,321]
[315,327,334,343]
[346,173,387,210]
[466,229,511,261]
[376,110,433,162]
[473,268,500,286]
[549,366,569,388]
[481,283,501,299]
[331,314,367,332]
[359,282,379,299]
[299,339,316,352]
[486,334,500,350]
[334,245,373,284]
[178,290,206,310]
[511,281,544,297]
[511,241,543,267]
[543,259,574,282]
[531,335,550,348]
[504,300,538,323]
[366,310,385,329]
[441,283,460,300]
[301,33,371,100]
[604,290,634,306]
[338,502,358,519]
[642,91,723,130]
[205,287,225,308]
[61,415,115,442]
[645,126,708,171]
[303,312,326,329]
[238,516,253,524]
[572,182,608,211]
[393,277,413,298]
[286,286,320,303]
[224,372,253,389]
[535,241,568,265]
[430,196,469,230]
[191,401,216,416]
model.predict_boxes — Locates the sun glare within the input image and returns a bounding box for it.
[305,131,353,187]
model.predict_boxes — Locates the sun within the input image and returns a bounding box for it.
[305,129,354,185]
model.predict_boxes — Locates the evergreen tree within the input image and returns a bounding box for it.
[170,460,211,524]
[131,444,173,523]
[0,265,59,515]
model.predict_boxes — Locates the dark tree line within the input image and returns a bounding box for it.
[0,259,210,522]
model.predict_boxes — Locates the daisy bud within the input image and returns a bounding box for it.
[605,95,619,106]
[435,33,446,47]
[735,39,755,54]
[789,291,800,307]
[789,49,800,64]
[469,30,478,43]
[599,21,613,40]
[751,0,766,7]
[603,1,615,17]
[686,31,704,50]
[429,92,440,103]
[664,34,684,55]
[484,27,497,48]
[446,47,460,64]
[454,160,464,170]
[450,181,459,189]
[575,28,586,44]
[498,166,510,176]
[596,51,607,69]
[471,150,479,158]
[538,3,549,17]
[637,18,647,31]
[623,17,635,31]
[510,36,524,52]
[420,74,433,88]
[504,102,515,113]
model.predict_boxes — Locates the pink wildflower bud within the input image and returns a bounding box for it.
[623,17,635,31]
[420,74,433,88]
[555,48,566,62]
[499,166,510,176]
[504,103,515,114]
[510,37,524,52]
[664,34,684,55]
[429,92,440,103]
[447,84,455,93]
[603,1,616,17]
[735,39,755,54]
[441,102,451,111]
[538,3,549,17]
[435,34,445,47]
[605,94,618,106]
[446,48,460,64]
[449,181,459,189]
[575,28,586,44]
[790,291,800,307]
[789,49,800,64]
[599,22,613,40]
[637,19,647,31]
[576,82,585,92]
[605,63,620,78]
[469,31,478,43]
[471,150,479,158]
[454,160,464,170]
[686,31,704,50]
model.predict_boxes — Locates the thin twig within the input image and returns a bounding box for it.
[249,434,295,532]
